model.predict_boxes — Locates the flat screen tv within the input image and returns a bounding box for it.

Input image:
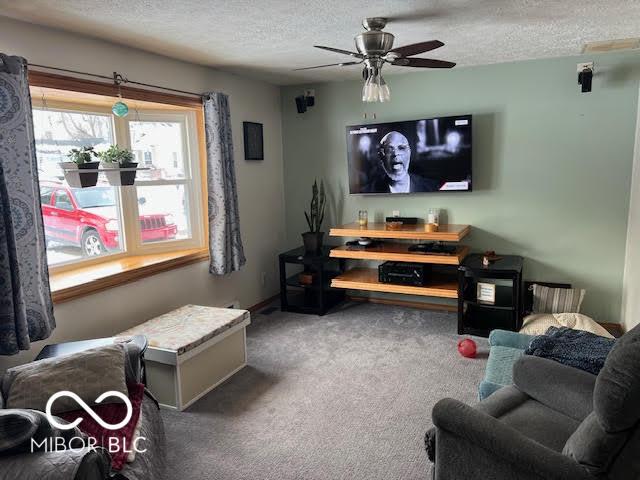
[346,114,472,194]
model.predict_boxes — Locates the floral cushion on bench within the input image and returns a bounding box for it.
[119,305,250,355]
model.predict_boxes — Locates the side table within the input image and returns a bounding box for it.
[279,246,346,315]
[458,254,524,337]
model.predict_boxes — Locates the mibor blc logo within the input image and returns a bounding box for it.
[32,391,147,454]
[45,391,133,431]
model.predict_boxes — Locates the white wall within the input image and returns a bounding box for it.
[0,16,286,369]
[622,85,640,332]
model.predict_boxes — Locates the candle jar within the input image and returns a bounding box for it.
[358,210,368,226]
[427,208,440,225]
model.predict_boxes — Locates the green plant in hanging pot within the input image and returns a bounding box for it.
[302,179,326,255]
[98,145,138,186]
[61,146,99,188]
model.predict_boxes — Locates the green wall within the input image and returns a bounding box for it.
[281,52,640,323]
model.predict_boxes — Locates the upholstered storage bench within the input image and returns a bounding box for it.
[120,304,250,410]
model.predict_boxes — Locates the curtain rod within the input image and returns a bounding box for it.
[29,63,205,98]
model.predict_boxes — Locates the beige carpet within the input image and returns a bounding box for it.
[161,302,488,480]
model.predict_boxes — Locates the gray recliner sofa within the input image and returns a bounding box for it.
[0,339,166,480]
[426,323,640,480]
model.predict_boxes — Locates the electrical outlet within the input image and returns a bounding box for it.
[577,62,594,73]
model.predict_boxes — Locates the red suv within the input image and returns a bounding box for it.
[40,181,177,257]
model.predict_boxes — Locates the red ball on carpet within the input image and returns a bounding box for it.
[457,338,477,358]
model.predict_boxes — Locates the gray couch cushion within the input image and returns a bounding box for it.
[513,355,596,422]
[475,385,579,452]
[593,325,640,432]
[499,398,579,452]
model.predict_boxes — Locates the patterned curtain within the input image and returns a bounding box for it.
[203,92,246,275]
[0,54,55,355]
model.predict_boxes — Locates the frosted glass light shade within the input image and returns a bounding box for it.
[361,72,390,103]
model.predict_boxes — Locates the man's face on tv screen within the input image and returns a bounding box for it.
[380,132,410,182]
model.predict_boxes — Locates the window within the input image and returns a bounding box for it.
[32,92,204,270]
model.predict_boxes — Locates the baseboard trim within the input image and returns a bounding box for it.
[347,295,457,312]
[248,294,279,313]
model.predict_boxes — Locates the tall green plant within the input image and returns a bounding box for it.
[304,180,326,233]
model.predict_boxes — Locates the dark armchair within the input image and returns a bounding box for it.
[426,324,640,480]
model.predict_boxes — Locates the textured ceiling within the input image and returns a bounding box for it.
[1,0,640,85]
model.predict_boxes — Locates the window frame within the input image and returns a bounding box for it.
[31,91,207,275]
[122,110,204,255]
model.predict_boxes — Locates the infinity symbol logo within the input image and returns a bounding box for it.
[45,391,133,431]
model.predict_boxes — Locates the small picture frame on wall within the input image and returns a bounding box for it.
[243,121,264,160]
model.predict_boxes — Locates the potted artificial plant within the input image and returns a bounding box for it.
[98,145,138,186]
[302,179,326,255]
[61,146,99,188]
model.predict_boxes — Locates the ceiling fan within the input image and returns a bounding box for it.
[295,17,455,103]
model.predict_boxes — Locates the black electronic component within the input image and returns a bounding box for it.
[408,242,457,255]
[378,261,432,286]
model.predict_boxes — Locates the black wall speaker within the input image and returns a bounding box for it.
[295,95,307,113]
[305,89,315,107]
[578,68,593,93]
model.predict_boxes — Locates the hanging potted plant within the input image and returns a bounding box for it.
[302,179,326,255]
[98,145,138,186]
[61,146,99,188]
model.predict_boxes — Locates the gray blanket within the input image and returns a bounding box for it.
[119,393,166,480]
[524,326,615,375]
[0,448,110,480]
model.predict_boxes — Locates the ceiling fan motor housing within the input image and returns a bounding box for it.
[355,31,395,56]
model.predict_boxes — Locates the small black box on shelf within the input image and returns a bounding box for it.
[384,216,418,224]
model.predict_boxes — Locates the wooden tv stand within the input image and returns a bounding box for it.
[329,223,470,299]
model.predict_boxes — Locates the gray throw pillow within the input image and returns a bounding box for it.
[532,284,585,313]
[1,344,128,414]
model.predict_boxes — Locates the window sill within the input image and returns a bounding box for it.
[50,248,210,304]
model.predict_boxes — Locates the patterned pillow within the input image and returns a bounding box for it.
[532,284,585,314]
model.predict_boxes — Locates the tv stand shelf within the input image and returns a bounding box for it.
[329,223,470,242]
[331,268,458,298]
[330,243,469,265]
[329,223,471,301]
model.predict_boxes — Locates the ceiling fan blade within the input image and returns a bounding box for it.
[314,45,364,58]
[391,57,456,68]
[390,40,444,58]
[293,61,362,71]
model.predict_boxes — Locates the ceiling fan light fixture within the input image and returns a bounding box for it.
[299,18,453,103]
[362,68,390,103]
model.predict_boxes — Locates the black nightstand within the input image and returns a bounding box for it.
[279,246,346,315]
[457,254,524,337]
